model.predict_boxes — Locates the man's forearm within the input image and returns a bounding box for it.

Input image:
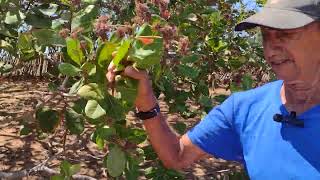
[134,78,183,168]
[143,114,182,169]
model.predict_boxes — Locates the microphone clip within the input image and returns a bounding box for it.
[273,111,304,128]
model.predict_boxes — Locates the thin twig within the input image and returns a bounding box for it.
[62,130,68,152]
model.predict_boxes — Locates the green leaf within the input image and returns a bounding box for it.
[0,62,13,73]
[69,164,81,176]
[181,54,200,64]
[81,62,96,76]
[96,42,117,68]
[116,77,138,108]
[142,145,157,161]
[198,95,212,113]
[48,82,58,92]
[127,128,147,144]
[101,94,126,121]
[113,40,131,67]
[125,155,140,180]
[173,122,187,135]
[65,108,84,135]
[66,37,84,65]
[131,48,155,67]
[25,13,52,28]
[242,74,254,90]
[187,13,197,21]
[5,11,19,24]
[60,160,81,177]
[229,58,244,69]
[32,29,65,46]
[71,5,99,31]
[96,126,116,140]
[213,95,228,104]
[71,98,87,114]
[130,36,163,69]
[136,24,153,36]
[96,136,105,150]
[18,33,33,50]
[177,64,200,79]
[230,82,243,93]
[91,126,116,149]
[195,80,209,96]
[52,18,67,30]
[82,36,94,54]
[0,40,13,51]
[77,83,105,100]
[39,4,59,16]
[20,126,32,136]
[83,0,98,4]
[105,145,126,177]
[69,78,84,94]
[85,100,106,119]
[36,107,59,133]
[60,160,72,176]
[58,63,82,77]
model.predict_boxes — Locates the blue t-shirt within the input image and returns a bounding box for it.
[187,80,320,179]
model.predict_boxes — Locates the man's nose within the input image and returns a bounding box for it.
[264,38,284,59]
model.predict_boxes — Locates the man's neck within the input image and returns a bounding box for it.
[281,82,320,114]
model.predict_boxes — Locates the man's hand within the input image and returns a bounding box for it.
[106,61,157,111]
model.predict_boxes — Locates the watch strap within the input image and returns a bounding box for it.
[135,104,160,120]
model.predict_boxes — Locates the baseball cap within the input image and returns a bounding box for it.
[235,0,320,31]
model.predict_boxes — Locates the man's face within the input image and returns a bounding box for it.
[261,22,320,90]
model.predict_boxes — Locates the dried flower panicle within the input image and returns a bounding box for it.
[59,28,70,39]
[116,25,132,38]
[80,40,87,50]
[178,36,190,55]
[135,2,151,24]
[159,24,177,50]
[94,15,111,39]
[150,0,169,9]
[71,0,81,6]
[159,24,177,40]
[70,27,84,39]
[150,0,170,19]
[160,9,170,19]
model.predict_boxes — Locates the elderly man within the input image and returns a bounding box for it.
[107,0,320,179]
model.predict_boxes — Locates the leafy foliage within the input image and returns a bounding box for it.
[0,0,267,179]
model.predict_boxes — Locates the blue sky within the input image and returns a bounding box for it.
[243,0,260,10]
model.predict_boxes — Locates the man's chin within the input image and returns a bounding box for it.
[274,74,297,82]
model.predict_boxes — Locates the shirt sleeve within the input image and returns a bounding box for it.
[187,94,243,162]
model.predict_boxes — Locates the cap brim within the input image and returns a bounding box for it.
[235,7,316,31]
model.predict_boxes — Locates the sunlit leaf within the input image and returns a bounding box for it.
[65,108,84,135]
[112,40,131,67]
[105,145,126,177]
[96,42,117,68]
[66,37,84,65]
[77,83,105,100]
[58,63,82,77]
[85,100,106,119]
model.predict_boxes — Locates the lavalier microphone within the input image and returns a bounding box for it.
[273,111,304,128]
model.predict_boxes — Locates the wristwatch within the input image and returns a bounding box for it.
[135,104,160,120]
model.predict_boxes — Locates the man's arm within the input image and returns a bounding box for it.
[106,64,208,170]
[143,114,207,170]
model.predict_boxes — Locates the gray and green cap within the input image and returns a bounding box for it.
[235,0,320,31]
